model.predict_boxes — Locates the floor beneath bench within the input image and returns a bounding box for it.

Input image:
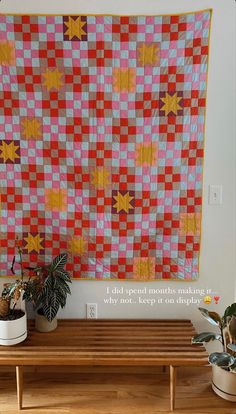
[0,366,235,414]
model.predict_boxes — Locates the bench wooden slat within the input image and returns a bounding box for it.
[0,357,208,367]
[6,343,205,349]
[56,319,192,326]
[0,349,208,355]
[0,347,206,352]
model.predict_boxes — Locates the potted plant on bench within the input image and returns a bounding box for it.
[0,238,29,345]
[24,253,71,332]
[192,304,236,402]
[0,284,27,346]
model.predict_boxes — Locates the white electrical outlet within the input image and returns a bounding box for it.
[86,303,97,319]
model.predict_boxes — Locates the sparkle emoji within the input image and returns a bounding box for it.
[203,295,212,305]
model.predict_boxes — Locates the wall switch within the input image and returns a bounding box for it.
[209,185,223,205]
[86,303,97,319]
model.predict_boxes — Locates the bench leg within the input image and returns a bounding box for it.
[170,365,177,411]
[16,366,24,410]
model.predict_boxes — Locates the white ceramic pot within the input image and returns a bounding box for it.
[212,365,236,402]
[35,311,57,333]
[0,312,27,346]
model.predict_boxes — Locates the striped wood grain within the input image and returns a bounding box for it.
[0,319,208,367]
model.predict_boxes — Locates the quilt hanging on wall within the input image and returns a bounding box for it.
[0,10,211,280]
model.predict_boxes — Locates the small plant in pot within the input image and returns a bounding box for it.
[24,253,71,332]
[0,238,30,345]
[0,281,27,346]
[192,304,236,402]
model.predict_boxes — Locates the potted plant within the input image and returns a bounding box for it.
[192,304,236,402]
[0,238,29,345]
[24,253,71,332]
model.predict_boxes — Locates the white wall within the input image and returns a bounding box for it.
[0,0,235,332]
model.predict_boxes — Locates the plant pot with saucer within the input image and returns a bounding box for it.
[0,238,30,346]
[0,290,27,346]
[211,363,236,401]
[192,304,236,402]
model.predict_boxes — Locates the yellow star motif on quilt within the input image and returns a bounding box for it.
[24,233,44,253]
[160,92,182,115]
[137,43,160,66]
[21,118,42,140]
[180,213,201,235]
[113,68,136,93]
[136,143,157,166]
[133,257,155,280]
[68,236,87,256]
[45,189,67,211]
[64,16,86,40]
[113,191,134,213]
[91,167,110,189]
[0,40,15,66]
[0,141,20,163]
[42,68,64,92]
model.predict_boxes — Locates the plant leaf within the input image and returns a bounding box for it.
[209,352,235,368]
[55,291,67,308]
[58,281,71,295]
[44,275,54,290]
[228,316,236,338]
[229,360,236,372]
[22,279,39,302]
[223,303,236,323]
[51,253,68,272]
[35,286,49,309]
[55,269,71,282]
[42,290,61,321]
[227,343,236,352]
[33,266,43,274]
[192,332,221,344]
[43,299,60,322]
[198,307,222,327]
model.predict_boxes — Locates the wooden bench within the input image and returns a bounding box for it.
[0,319,208,411]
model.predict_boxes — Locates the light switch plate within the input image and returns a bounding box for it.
[208,185,223,205]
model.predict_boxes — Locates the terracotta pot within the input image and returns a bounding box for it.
[35,311,57,333]
[212,365,236,402]
[0,312,27,346]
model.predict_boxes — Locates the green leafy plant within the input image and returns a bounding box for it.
[0,237,32,320]
[23,253,71,322]
[192,304,236,372]
[0,238,71,323]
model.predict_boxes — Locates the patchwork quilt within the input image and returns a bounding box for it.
[0,11,211,280]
